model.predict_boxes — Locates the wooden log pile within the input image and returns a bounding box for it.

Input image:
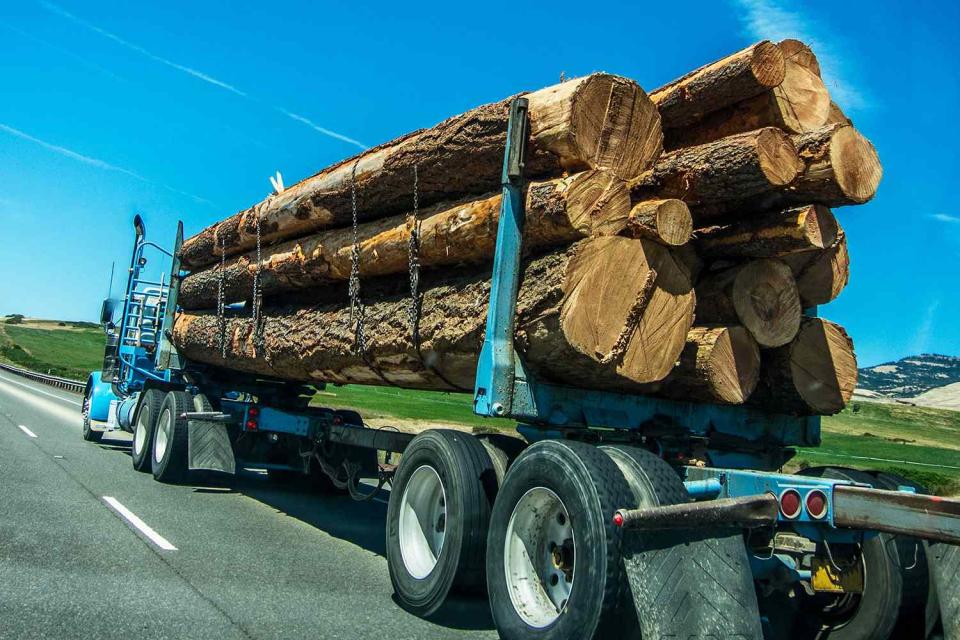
[173,40,878,416]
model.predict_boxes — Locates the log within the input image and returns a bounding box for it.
[788,124,882,206]
[178,171,630,309]
[180,73,663,270]
[664,40,830,149]
[778,39,820,76]
[650,41,785,129]
[629,127,804,221]
[825,102,852,126]
[782,230,850,307]
[695,259,801,348]
[172,237,696,392]
[751,317,857,415]
[653,325,760,405]
[625,199,692,246]
[695,205,839,259]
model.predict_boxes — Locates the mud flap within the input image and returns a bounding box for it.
[188,420,236,474]
[623,528,764,639]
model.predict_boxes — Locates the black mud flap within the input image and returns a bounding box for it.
[188,420,236,474]
[623,528,764,639]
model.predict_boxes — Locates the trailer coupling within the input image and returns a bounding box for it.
[614,485,960,544]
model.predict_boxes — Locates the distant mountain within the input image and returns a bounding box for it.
[858,354,960,398]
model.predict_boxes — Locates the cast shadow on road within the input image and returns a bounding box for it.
[195,469,495,632]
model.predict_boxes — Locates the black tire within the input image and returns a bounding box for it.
[151,391,192,483]
[868,471,940,639]
[600,445,764,639]
[928,542,960,640]
[386,429,495,617]
[486,439,631,640]
[476,433,527,486]
[784,466,903,640]
[81,387,102,442]
[192,393,216,412]
[131,389,164,472]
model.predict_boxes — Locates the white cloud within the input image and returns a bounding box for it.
[930,213,960,224]
[910,298,940,355]
[729,0,867,112]
[38,1,367,150]
[0,123,212,205]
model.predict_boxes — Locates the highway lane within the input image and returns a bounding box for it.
[0,371,498,639]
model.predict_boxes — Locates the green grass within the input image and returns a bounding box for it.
[312,385,514,430]
[0,323,105,380]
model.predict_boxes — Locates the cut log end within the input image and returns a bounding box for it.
[831,126,883,203]
[758,128,805,186]
[662,325,761,404]
[788,318,857,414]
[731,259,802,348]
[627,199,693,245]
[773,55,830,134]
[560,170,633,236]
[751,40,788,87]
[559,236,695,383]
[568,74,664,180]
[696,205,839,259]
[778,39,822,77]
[785,231,850,307]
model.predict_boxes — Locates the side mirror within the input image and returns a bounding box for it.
[100,298,115,328]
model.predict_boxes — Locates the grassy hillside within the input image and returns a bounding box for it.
[0,318,105,380]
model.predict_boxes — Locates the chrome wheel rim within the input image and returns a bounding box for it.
[398,465,447,579]
[153,407,172,465]
[504,487,574,628]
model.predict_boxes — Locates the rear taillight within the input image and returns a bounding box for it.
[779,489,802,519]
[246,406,259,431]
[806,489,828,519]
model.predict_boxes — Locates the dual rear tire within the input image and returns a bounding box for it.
[130,389,192,483]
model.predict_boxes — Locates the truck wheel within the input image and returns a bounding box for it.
[131,389,164,472]
[477,433,527,486]
[600,445,763,640]
[486,439,631,640]
[152,391,192,483]
[386,429,495,617]
[786,466,902,640]
[81,389,102,442]
[868,471,940,639]
[928,542,960,640]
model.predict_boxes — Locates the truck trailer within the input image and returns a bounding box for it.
[81,99,960,640]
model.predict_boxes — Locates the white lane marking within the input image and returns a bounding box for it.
[0,372,82,406]
[102,497,178,551]
[18,424,38,438]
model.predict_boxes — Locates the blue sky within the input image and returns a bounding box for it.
[0,0,956,367]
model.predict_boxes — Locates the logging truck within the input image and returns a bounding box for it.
[79,97,960,640]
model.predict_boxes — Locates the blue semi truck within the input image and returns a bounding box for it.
[82,99,960,640]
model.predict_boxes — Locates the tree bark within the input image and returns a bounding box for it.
[652,325,760,404]
[695,258,801,348]
[650,41,785,128]
[782,230,850,307]
[629,127,804,221]
[750,317,857,415]
[695,205,839,259]
[180,73,663,270]
[172,237,695,392]
[178,171,630,309]
[625,199,692,246]
[664,41,830,149]
[787,124,882,206]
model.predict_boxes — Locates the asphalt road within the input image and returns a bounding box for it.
[0,370,499,639]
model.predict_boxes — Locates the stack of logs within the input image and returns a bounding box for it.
[172,39,878,416]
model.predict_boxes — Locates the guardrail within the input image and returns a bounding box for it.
[0,362,86,394]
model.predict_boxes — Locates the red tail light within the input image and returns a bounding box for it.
[806,490,828,519]
[245,420,258,430]
[779,489,802,519]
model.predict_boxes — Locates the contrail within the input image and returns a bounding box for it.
[38,0,368,149]
[0,123,213,205]
[38,0,246,96]
[276,109,368,149]
[1,23,126,82]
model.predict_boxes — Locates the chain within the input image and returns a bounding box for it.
[406,163,422,341]
[348,161,362,326]
[252,211,266,357]
[217,236,227,359]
